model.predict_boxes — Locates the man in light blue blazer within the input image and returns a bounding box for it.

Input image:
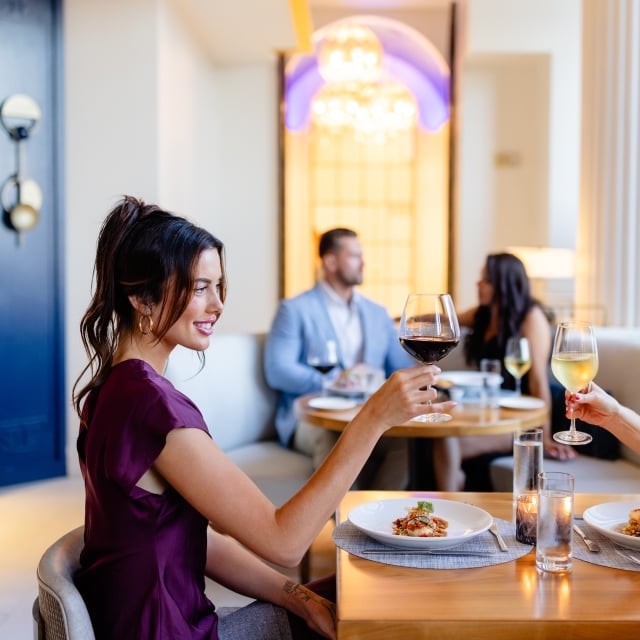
[264,228,414,488]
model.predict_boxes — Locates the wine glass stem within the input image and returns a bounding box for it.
[515,377,522,396]
[569,407,576,433]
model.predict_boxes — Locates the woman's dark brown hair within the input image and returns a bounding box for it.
[464,252,536,365]
[72,195,225,418]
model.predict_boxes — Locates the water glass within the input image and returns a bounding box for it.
[513,428,543,544]
[480,358,502,408]
[536,471,574,573]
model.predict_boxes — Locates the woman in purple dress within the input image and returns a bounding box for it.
[72,196,451,640]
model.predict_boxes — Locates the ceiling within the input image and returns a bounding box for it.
[176,0,451,64]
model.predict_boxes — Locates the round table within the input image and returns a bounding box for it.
[296,394,549,489]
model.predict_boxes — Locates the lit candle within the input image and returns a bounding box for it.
[516,493,538,544]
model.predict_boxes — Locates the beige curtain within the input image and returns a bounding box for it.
[578,0,640,326]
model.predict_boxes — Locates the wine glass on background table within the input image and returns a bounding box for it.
[399,293,461,422]
[504,336,532,396]
[307,338,339,396]
[551,321,599,445]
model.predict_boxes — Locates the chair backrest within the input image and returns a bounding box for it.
[35,525,95,640]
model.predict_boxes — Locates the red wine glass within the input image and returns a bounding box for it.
[399,293,461,422]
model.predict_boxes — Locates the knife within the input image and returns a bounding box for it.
[362,548,496,556]
[573,522,601,552]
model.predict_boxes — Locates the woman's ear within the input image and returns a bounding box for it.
[128,295,148,315]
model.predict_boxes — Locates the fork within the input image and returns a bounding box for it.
[614,548,640,566]
[489,521,508,552]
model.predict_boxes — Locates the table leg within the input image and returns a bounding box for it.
[408,439,436,490]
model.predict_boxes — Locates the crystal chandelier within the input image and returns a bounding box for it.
[312,23,417,143]
[317,24,383,85]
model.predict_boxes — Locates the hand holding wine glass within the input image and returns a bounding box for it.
[398,293,461,422]
[504,336,532,396]
[551,321,599,444]
[307,338,339,396]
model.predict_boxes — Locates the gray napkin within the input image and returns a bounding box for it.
[332,517,532,569]
[573,520,640,572]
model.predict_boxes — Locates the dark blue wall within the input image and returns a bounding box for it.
[0,0,65,486]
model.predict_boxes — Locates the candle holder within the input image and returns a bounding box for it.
[516,493,537,544]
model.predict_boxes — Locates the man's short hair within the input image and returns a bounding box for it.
[318,228,357,258]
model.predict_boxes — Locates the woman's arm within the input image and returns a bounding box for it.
[520,306,575,460]
[154,365,450,567]
[205,528,336,639]
[567,382,640,454]
[457,306,478,328]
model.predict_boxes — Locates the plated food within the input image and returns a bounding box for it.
[392,500,448,537]
[328,364,384,397]
[622,508,640,537]
[348,498,492,550]
[583,501,640,550]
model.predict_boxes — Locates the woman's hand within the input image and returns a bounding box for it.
[283,581,336,639]
[359,365,456,433]
[543,436,576,461]
[566,382,619,427]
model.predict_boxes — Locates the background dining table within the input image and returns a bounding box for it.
[334,490,640,639]
[296,394,549,489]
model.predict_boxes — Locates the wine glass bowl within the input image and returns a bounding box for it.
[399,293,461,422]
[307,338,339,395]
[551,322,599,444]
[504,337,532,396]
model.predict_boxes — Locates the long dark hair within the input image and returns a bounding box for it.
[72,195,226,418]
[465,252,534,364]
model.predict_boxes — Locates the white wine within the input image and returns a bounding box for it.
[504,356,532,380]
[551,352,599,392]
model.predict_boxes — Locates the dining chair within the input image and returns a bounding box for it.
[33,525,95,640]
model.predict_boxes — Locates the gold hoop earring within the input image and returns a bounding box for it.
[138,314,154,335]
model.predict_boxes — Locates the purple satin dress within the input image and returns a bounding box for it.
[75,360,218,639]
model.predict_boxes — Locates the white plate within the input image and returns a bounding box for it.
[307,396,358,410]
[583,501,640,550]
[437,370,503,388]
[348,498,493,550]
[499,396,545,410]
[326,383,368,398]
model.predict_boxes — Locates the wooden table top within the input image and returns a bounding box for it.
[335,490,640,639]
[296,394,549,438]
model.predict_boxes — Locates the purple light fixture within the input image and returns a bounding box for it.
[285,15,450,133]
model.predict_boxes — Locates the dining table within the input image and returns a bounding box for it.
[296,394,549,489]
[334,490,640,639]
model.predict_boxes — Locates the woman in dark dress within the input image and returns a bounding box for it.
[72,196,451,640]
[433,253,575,491]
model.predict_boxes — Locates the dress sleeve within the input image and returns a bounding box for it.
[109,375,210,492]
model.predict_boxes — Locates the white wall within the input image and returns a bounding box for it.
[63,0,280,472]
[456,0,581,309]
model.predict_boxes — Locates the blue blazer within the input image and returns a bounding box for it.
[264,285,413,445]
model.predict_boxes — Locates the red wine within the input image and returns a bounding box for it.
[400,336,459,364]
[310,363,336,375]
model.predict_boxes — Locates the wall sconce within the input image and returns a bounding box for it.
[1,93,43,245]
[507,246,576,280]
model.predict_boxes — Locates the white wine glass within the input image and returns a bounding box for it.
[399,293,461,422]
[504,336,532,396]
[550,321,599,445]
[307,338,339,396]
